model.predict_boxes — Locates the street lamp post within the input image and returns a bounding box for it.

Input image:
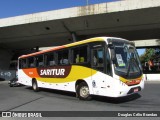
[86,0,89,6]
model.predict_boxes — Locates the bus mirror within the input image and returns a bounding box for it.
[130,41,135,46]
[108,42,113,48]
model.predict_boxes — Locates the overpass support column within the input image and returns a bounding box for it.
[0,49,13,70]
[71,32,77,42]
[62,22,77,42]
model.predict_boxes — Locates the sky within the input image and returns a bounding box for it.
[137,48,146,56]
[0,0,118,18]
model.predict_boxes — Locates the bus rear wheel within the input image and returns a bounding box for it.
[77,82,91,100]
[32,80,39,92]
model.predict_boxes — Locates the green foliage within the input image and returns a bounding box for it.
[139,48,155,63]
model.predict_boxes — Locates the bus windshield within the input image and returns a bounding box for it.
[113,43,142,79]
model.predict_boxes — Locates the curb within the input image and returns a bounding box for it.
[0,81,8,84]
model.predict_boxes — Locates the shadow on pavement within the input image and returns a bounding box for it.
[25,87,76,97]
[25,86,141,103]
[92,93,141,104]
[0,78,5,81]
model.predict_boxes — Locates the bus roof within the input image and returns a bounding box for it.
[19,37,129,59]
[19,37,105,59]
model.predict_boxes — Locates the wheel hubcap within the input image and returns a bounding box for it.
[33,83,36,90]
[80,86,89,98]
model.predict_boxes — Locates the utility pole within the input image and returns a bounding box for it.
[86,0,89,6]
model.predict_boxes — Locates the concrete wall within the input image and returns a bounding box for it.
[0,70,16,80]
[0,49,15,80]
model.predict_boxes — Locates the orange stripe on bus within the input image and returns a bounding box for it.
[20,46,65,58]
[22,68,40,78]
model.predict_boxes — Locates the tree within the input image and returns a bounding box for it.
[139,48,155,63]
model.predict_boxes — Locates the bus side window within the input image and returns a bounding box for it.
[21,59,27,68]
[19,59,22,69]
[19,60,21,69]
[36,55,44,67]
[72,46,88,64]
[58,50,69,65]
[45,53,55,66]
[28,57,35,68]
[92,48,104,72]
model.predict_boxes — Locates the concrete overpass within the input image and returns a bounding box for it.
[0,0,160,71]
[135,39,160,48]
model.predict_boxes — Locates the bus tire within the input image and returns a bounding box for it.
[77,82,91,100]
[32,80,39,92]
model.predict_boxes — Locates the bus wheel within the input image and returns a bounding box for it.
[32,80,39,92]
[77,82,91,100]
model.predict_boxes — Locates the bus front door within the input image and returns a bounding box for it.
[91,46,106,95]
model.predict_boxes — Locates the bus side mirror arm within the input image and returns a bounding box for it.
[108,43,116,62]
[108,43,116,63]
[110,48,116,63]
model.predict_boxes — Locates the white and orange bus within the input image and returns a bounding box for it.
[18,37,144,100]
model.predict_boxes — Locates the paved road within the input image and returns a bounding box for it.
[0,81,160,120]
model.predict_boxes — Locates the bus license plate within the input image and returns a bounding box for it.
[134,88,139,92]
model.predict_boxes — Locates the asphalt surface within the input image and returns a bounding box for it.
[0,80,160,120]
